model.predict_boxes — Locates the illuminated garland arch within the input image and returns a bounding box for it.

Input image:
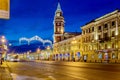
[19,35,52,46]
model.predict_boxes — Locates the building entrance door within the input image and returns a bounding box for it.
[60,54,62,61]
[77,52,80,61]
[68,53,70,61]
[56,54,58,60]
[104,53,108,60]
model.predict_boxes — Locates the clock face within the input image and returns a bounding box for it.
[57,13,60,16]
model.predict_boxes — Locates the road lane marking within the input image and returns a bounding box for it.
[57,72,88,80]
[48,76,56,80]
[11,73,44,80]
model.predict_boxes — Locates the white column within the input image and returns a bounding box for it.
[115,19,118,36]
[101,25,104,38]
[108,23,111,37]
[94,27,98,40]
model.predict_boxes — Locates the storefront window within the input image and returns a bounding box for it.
[77,52,80,57]
[104,53,108,60]
[84,55,87,60]
[98,53,102,59]
[60,54,62,58]
[112,53,115,59]
[56,54,58,60]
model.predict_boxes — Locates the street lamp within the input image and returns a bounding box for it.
[115,31,118,62]
[115,19,118,62]
[0,36,6,65]
[46,46,51,60]
[9,43,12,46]
[46,46,50,50]
[36,48,40,60]
[71,38,77,62]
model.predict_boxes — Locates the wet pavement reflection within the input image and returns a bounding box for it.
[7,61,120,80]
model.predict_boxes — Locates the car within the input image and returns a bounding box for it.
[10,58,20,62]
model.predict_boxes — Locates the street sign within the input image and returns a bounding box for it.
[0,0,10,19]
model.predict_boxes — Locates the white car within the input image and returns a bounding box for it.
[10,58,20,62]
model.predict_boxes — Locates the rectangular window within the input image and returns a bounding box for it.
[98,35,101,40]
[93,35,94,40]
[104,24,108,30]
[99,45,101,50]
[112,31,115,37]
[90,36,92,41]
[105,44,107,49]
[89,28,90,33]
[104,33,108,38]
[83,30,85,34]
[83,38,85,42]
[92,27,94,32]
[98,26,101,31]
[56,22,61,26]
[112,21,115,26]
[56,23,58,26]
[112,43,114,48]
[58,23,61,26]
[86,29,88,33]
[86,37,88,42]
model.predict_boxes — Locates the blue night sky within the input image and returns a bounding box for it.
[0,0,120,46]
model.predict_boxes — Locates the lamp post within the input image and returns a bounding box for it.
[46,46,51,60]
[0,36,6,65]
[71,38,77,62]
[115,32,118,62]
[115,18,119,62]
[36,48,40,60]
[94,26,98,63]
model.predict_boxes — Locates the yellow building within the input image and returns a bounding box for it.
[81,10,120,63]
[53,2,120,63]
[0,0,10,19]
[53,35,82,61]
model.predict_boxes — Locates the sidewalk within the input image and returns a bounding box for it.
[0,62,13,80]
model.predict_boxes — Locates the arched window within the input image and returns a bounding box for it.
[112,43,115,48]
[105,44,107,49]
[99,45,101,50]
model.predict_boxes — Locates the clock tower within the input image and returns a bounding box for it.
[53,2,65,43]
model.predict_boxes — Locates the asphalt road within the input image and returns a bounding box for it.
[6,61,120,80]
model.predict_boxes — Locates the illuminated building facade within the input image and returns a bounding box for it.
[82,10,120,62]
[53,2,120,63]
[0,0,10,19]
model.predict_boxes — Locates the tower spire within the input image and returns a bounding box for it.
[56,1,62,12]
